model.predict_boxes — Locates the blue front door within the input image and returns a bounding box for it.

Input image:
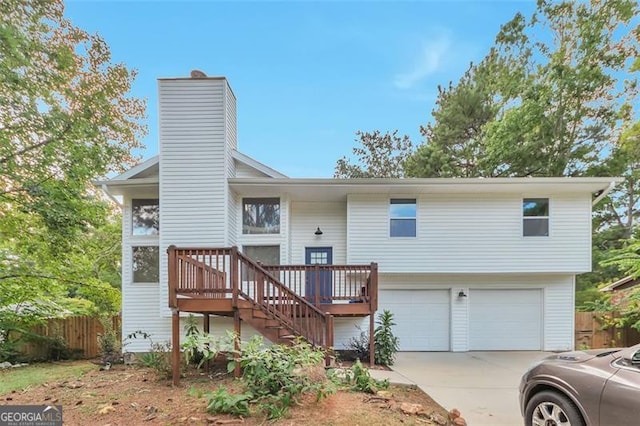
[305,247,332,304]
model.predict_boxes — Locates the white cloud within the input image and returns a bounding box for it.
[393,35,452,90]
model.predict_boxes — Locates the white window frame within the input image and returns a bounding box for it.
[242,198,281,235]
[522,197,550,237]
[389,198,417,238]
[131,245,160,284]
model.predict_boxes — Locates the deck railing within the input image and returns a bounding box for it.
[262,263,378,308]
[167,246,382,348]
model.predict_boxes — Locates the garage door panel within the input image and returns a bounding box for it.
[469,289,542,350]
[379,290,450,351]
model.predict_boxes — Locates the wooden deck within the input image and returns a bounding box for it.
[167,246,378,385]
[168,247,378,317]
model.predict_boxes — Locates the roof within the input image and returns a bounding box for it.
[231,150,287,178]
[600,276,640,292]
[228,176,623,202]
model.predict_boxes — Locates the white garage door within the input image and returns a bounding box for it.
[469,289,542,350]
[378,289,450,351]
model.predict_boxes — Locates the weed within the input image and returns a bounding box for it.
[374,310,399,366]
[205,387,252,416]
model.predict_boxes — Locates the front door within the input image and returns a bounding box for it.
[305,247,332,304]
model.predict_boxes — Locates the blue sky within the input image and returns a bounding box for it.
[65,1,536,177]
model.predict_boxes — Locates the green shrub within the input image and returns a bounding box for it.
[329,359,389,394]
[181,330,236,369]
[374,310,399,366]
[205,387,252,417]
[97,317,121,364]
[237,337,334,420]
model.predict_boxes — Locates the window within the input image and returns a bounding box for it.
[132,199,159,235]
[242,198,280,234]
[390,199,417,237]
[132,246,159,282]
[523,198,549,237]
[242,245,280,280]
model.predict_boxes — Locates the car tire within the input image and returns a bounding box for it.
[525,390,585,426]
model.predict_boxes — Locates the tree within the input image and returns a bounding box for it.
[0,0,146,322]
[334,130,412,178]
[405,54,501,178]
[483,0,639,177]
[408,0,639,179]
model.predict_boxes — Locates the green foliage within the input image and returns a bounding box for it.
[334,130,413,178]
[237,336,333,421]
[205,387,252,417]
[374,310,399,366]
[328,359,389,394]
[601,239,640,279]
[97,316,121,365]
[181,329,236,369]
[0,0,144,323]
[127,331,172,378]
[583,287,640,332]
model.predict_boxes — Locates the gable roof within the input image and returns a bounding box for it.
[110,156,159,181]
[231,150,287,178]
[600,276,640,292]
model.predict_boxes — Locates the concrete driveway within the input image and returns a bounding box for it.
[390,351,550,426]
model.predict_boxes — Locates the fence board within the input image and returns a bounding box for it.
[575,312,640,349]
[16,315,121,360]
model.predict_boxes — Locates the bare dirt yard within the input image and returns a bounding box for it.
[0,361,454,426]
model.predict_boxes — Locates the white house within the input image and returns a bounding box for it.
[99,73,621,368]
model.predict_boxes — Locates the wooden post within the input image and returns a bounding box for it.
[314,265,320,306]
[168,245,177,308]
[172,309,180,386]
[325,313,334,367]
[369,312,375,367]
[234,310,241,378]
[231,246,238,307]
[203,313,210,370]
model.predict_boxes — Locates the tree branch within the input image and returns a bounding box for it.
[0,124,72,165]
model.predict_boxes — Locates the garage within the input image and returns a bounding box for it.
[468,289,542,350]
[378,289,450,351]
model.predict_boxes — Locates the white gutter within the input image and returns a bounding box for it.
[592,181,617,206]
[101,184,123,209]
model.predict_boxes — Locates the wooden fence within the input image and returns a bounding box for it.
[575,311,640,349]
[17,315,121,360]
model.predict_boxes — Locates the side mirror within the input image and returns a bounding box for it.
[632,351,640,366]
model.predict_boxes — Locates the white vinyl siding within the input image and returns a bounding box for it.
[347,193,591,273]
[289,202,347,264]
[379,289,450,351]
[468,289,542,350]
[235,162,272,178]
[121,194,160,348]
[158,78,235,316]
[371,273,574,352]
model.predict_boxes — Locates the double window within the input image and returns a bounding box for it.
[132,199,159,283]
[390,199,417,237]
[523,198,549,237]
[243,198,280,234]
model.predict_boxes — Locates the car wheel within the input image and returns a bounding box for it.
[525,390,585,426]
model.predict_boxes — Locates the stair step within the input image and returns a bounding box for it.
[252,310,269,319]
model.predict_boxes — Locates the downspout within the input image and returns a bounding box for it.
[592,181,617,207]
[101,184,123,209]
